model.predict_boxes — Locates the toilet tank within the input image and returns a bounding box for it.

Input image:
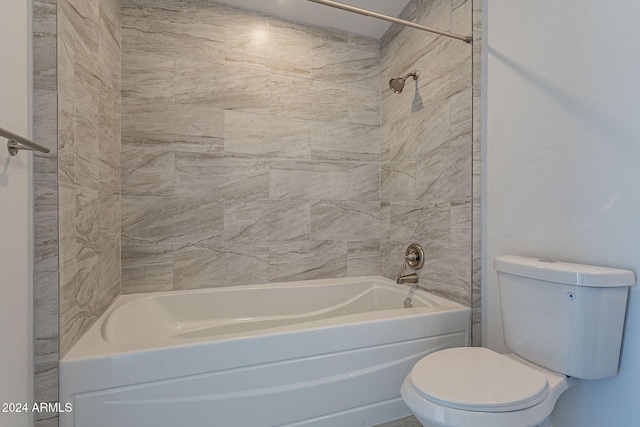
[495,255,635,379]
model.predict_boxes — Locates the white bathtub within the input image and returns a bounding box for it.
[59,276,470,427]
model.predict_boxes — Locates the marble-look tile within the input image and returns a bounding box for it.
[34,0,56,35]
[417,39,472,107]
[121,245,174,293]
[348,86,380,126]
[59,0,99,62]
[59,249,120,357]
[57,3,77,99]
[348,163,380,202]
[388,202,451,246]
[122,196,224,245]
[35,411,59,427]
[99,0,122,93]
[122,99,225,144]
[58,93,76,185]
[267,25,313,77]
[174,243,269,289]
[224,200,311,243]
[379,202,391,242]
[34,180,57,249]
[311,201,380,241]
[97,88,121,194]
[98,244,121,298]
[450,199,472,251]
[225,23,311,78]
[381,161,416,203]
[347,240,380,277]
[174,58,270,109]
[348,33,380,55]
[419,245,472,305]
[269,74,348,122]
[34,89,58,157]
[34,271,58,341]
[379,0,475,310]
[471,0,483,343]
[387,100,450,162]
[34,181,58,273]
[34,362,58,426]
[472,250,482,346]
[416,142,472,201]
[75,186,104,262]
[121,0,224,63]
[34,155,58,182]
[224,111,311,159]
[34,29,57,91]
[73,69,103,192]
[452,0,472,35]
[212,0,270,29]
[306,23,348,44]
[37,0,122,416]
[450,88,473,146]
[472,179,481,256]
[174,153,270,199]
[35,337,58,365]
[120,145,174,196]
[269,160,349,201]
[311,36,380,88]
[269,240,347,283]
[122,51,174,102]
[310,121,380,163]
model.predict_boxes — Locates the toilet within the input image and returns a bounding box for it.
[401,255,636,427]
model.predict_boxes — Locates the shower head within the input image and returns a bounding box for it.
[389,70,420,94]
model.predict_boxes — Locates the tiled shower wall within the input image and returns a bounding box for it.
[380,0,474,308]
[32,0,122,424]
[57,0,122,358]
[33,0,59,425]
[119,0,382,292]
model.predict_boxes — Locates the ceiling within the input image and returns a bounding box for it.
[213,0,413,39]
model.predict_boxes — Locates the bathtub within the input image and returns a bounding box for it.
[59,276,470,427]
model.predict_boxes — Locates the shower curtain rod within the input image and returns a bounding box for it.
[307,0,472,43]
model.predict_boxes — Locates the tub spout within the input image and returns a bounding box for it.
[396,273,419,284]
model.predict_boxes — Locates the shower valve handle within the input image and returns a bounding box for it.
[405,253,418,262]
[404,243,425,270]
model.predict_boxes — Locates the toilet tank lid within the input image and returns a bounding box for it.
[495,256,636,287]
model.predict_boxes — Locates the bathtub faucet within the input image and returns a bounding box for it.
[396,273,419,284]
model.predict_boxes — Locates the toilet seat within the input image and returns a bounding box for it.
[408,347,549,412]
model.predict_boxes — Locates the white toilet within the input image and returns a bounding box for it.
[401,255,636,427]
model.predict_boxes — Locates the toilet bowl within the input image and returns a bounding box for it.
[401,347,576,427]
[401,256,635,427]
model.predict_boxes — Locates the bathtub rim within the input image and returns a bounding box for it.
[62,275,470,362]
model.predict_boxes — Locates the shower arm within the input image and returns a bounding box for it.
[402,71,419,81]
[307,0,472,44]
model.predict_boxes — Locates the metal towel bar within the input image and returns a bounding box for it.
[1,127,51,156]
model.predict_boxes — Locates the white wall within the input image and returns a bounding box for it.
[0,0,33,426]
[484,0,640,425]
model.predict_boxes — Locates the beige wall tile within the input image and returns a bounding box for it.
[174,243,269,290]
[269,240,347,283]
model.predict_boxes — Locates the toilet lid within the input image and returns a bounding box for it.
[409,347,549,412]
